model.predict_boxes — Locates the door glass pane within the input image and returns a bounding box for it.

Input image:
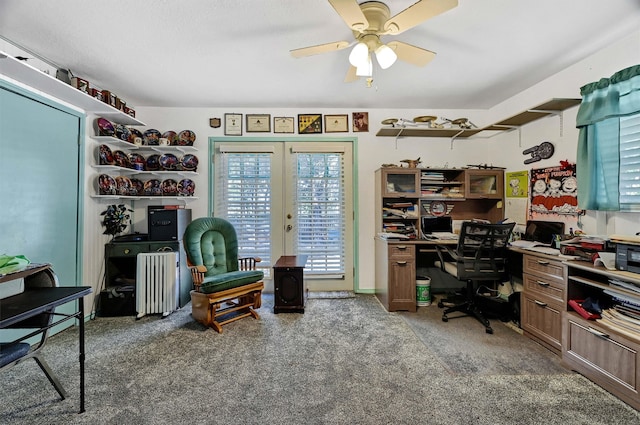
[293,152,345,276]
[216,152,273,273]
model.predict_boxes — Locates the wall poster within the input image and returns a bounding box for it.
[506,170,529,198]
[530,162,579,215]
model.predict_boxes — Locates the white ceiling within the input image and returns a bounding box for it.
[1,0,639,110]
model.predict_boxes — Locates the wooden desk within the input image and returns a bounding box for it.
[375,238,458,312]
[1,265,91,413]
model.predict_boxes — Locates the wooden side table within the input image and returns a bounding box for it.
[273,255,308,314]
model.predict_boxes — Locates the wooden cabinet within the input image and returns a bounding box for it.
[562,262,640,411]
[379,168,421,198]
[375,239,416,312]
[376,168,420,239]
[375,167,505,239]
[102,240,191,315]
[520,252,566,354]
[465,169,504,199]
[273,255,308,314]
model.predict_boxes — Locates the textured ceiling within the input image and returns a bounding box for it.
[1,0,639,110]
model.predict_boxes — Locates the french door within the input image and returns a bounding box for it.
[213,140,353,291]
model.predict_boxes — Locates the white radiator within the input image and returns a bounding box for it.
[136,252,179,319]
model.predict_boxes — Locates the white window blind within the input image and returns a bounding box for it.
[620,113,640,209]
[216,152,273,270]
[292,151,345,276]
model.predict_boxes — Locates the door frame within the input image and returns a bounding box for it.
[1,79,86,337]
[208,136,360,292]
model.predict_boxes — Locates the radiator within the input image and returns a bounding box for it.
[136,252,179,319]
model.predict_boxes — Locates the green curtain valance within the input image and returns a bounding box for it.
[577,64,640,127]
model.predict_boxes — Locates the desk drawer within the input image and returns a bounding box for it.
[389,244,415,259]
[523,255,565,282]
[105,243,146,258]
[523,273,565,303]
[522,292,563,353]
[563,313,639,401]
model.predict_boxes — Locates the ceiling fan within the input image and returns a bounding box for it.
[290,0,458,85]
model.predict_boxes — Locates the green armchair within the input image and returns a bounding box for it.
[183,217,264,333]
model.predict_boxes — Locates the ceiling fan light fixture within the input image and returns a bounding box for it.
[355,55,372,77]
[349,42,369,67]
[375,44,397,69]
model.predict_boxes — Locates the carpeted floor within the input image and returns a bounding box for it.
[1,294,639,424]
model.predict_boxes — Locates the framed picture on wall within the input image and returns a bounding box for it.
[298,114,323,134]
[324,114,349,133]
[352,112,369,132]
[224,113,242,135]
[246,114,271,132]
[274,117,295,133]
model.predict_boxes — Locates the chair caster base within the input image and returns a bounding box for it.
[486,327,493,334]
[442,315,448,322]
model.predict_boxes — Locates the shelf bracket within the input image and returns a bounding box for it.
[394,127,406,149]
[449,130,465,150]
[528,108,565,137]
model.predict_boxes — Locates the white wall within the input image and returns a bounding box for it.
[487,29,640,237]
[133,28,640,292]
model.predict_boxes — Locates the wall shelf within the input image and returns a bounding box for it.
[0,50,145,126]
[376,98,581,138]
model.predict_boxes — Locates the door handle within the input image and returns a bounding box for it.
[286,224,292,231]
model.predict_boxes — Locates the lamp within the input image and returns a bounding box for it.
[374,44,397,69]
[349,42,369,67]
[356,55,373,77]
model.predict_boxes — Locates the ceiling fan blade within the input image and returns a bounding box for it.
[328,0,369,32]
[387,41,436,67]
[290,41,350,58]
[344,65,359,82]
[384,0,458,35]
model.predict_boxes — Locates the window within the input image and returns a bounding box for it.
[576,64,640,211]
[619,113,640,209]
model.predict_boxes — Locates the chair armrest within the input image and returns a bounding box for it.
[239,257,262,271]
[435,244,459,270]
[187,259,207,292]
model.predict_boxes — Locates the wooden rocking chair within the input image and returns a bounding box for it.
[183,217,264,333]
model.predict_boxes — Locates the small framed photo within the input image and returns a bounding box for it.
[246,114,271,133]
[352,112,369,132]
[298,114,323,134]
[225,113,242,136]
[324,114,349,133]
[274,117,295,134]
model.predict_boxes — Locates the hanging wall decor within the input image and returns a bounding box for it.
[522,141,555,164]
[530,162,579,215]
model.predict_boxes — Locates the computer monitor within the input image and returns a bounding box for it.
[523,220,565,245]
[421,216,453,234]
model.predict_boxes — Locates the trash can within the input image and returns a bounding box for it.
[416,275,432,306]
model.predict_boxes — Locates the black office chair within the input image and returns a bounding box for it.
[0,267,67,400]
[435,221,515,334]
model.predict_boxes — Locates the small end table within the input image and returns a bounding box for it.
[273,255,308,314]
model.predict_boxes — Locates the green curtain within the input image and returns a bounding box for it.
[576,64,640,210]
